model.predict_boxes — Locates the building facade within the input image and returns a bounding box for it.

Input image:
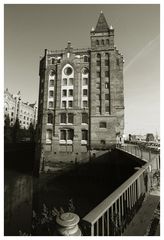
[36,12,124,169]
[4,88,38,129]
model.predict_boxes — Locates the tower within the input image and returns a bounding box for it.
[35,12,124,173]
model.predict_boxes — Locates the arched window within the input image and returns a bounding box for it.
[101,39,104,45]
[97,53,101,59]
[96,40,99,45]
[47,113,53,124]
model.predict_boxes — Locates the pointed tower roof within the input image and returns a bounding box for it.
[95,11,109,33]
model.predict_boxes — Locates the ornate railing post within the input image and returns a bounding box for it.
[56,212,81,236]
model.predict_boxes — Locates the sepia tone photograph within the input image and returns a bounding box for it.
[4,3,160,236]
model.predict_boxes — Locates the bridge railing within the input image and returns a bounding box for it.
[81,162,151,236]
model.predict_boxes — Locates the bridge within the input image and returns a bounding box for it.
[55,145,160,236]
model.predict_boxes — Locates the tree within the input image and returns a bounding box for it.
[28,122,35,142]
[4,115,12,143]
[12,117,21,143]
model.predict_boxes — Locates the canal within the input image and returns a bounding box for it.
[4,147,151,236]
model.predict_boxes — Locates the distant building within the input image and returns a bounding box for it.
[36,12,124,170]
[4,88,38,129]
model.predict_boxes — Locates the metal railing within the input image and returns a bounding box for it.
[81,162,151,236]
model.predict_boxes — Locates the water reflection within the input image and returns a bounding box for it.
[4,170,33,236]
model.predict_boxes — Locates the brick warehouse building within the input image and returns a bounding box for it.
[36,12,124,171]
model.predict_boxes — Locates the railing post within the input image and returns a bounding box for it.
[56,212,81,236]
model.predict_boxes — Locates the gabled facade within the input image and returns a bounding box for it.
[36,12,124,171]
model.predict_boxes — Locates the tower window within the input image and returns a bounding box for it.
[101,39,104,45]
[49,101,53,108]
[97,53,101,59]
[99,122,107,128]
[83,89,88,96]
[106,39,109,45]
[68,101,73,108]
[82,67,89,75]
[68,89,73,97]
[96,60,101,66]
[63,78,67,86]
[49,90,54,97]
[68,113,74,124]
[49,70,55,76]
[62,101,66,108]
[101,140,106,145]
[97,72,101,78]
[50,80,54,86]
[60,113,66,123]
[62,90,67,97]
[82,130,88,140]
[51,58,55,64]
[105,71,109,77]
[96,40,99,45]
[84,56,89,62]
[48,113,53,124]
[105,60,109,66]
[105,94,109,100]
[82,113,88,124]
[83,101,88,108]
[83,78,88,85]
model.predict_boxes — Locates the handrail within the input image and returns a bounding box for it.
[82,161,150,225]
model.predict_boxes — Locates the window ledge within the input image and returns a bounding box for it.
[81,140,87,145]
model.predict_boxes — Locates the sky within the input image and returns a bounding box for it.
[4,4,160,136]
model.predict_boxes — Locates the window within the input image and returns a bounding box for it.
[83,89,88,96]
[67,129,74,140]
[51,58,55,64]
[24,116,26,119]
[49,101,53,108]
[96,40,99,45]
[105,94,109,100]
[68,101,73,108]
[60,113,66,123]
[68,89,73,97]
[105,71,109,77]
[84,56,89,62]
[60,130,66,140]
[105,60,109,66]
[63,78,67,86]
[49,90,54,97]
[48,113,53,124]
[83,101,88,108]
[62,101,66,108]
[69,78,73,85]
[105,105,109,113]
[99,122,107,128]
[11,112,14,116]
[97,72,101,78]
[96,83,100,89]
[105,83,109,89]
[82,113,88,124]
[101,140,106,145]
[106,39,109,45]
[49,70,55,76]
[83,78,88,85]
[101,39,104,45]
[50,80,54,86]
[96,60,101,66]
[62,90,67,97]
[11,118,13,122]
[97,53,101,59]
[68,113,74,124]
[82,130,88,140]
